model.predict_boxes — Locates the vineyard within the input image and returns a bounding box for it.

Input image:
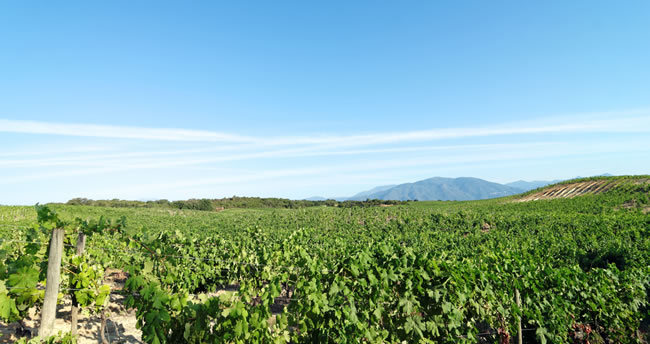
[1,176,649,343]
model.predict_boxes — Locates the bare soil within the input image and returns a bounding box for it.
[0,293,141,344]
[1,276,294,343]
[1,268,141,343]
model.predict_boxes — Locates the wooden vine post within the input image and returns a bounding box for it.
[39,227,65,337]
[70,231,86,335]
[516,288,523,344]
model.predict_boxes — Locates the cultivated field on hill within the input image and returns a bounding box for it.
[515,177,650,203]
[1,176,649,343]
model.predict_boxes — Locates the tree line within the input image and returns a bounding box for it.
[64,196,410,211]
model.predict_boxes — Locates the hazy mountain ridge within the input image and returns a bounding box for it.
[304,196,328,201]
[350,177,523,201]
[349,185,396,199]
[307,174,614,202]
[304,196,348,202]
[505,180,562,191]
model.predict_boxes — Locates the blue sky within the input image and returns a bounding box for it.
[2,1,650,204]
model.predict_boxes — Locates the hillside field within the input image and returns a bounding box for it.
[1,176,649,343]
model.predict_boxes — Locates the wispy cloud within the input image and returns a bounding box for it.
[2,134,648,184]
[0,119,254,143]
[3,109,650,203]
[2,108,650,146]
[0,145,113,157]
[0,141,563,169]
[48,138,650,195]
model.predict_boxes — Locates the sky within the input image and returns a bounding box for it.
[1,1,650,205]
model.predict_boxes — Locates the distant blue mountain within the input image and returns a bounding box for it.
[306,174,615,202]
[304,196,328,201]
[348,185,396,200]
[304,196,348,201]
[505,180,561,192]
[348,177,522,201]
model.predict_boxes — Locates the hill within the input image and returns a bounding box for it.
[515,175,650,202]
[350,177,523,201]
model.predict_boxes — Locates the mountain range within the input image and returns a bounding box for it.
[307,175,612,202]
[346,177,524,201]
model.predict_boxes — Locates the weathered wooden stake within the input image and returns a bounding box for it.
[100,311,109,344]
[70,232,86,336]
[39,228,65,338]
[516,288,523,344]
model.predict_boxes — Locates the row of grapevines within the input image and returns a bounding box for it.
[0,205,125,342]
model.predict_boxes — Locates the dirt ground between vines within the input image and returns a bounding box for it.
[0,293,142,344]
[1,269,142,344]
[0,268,291,344]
